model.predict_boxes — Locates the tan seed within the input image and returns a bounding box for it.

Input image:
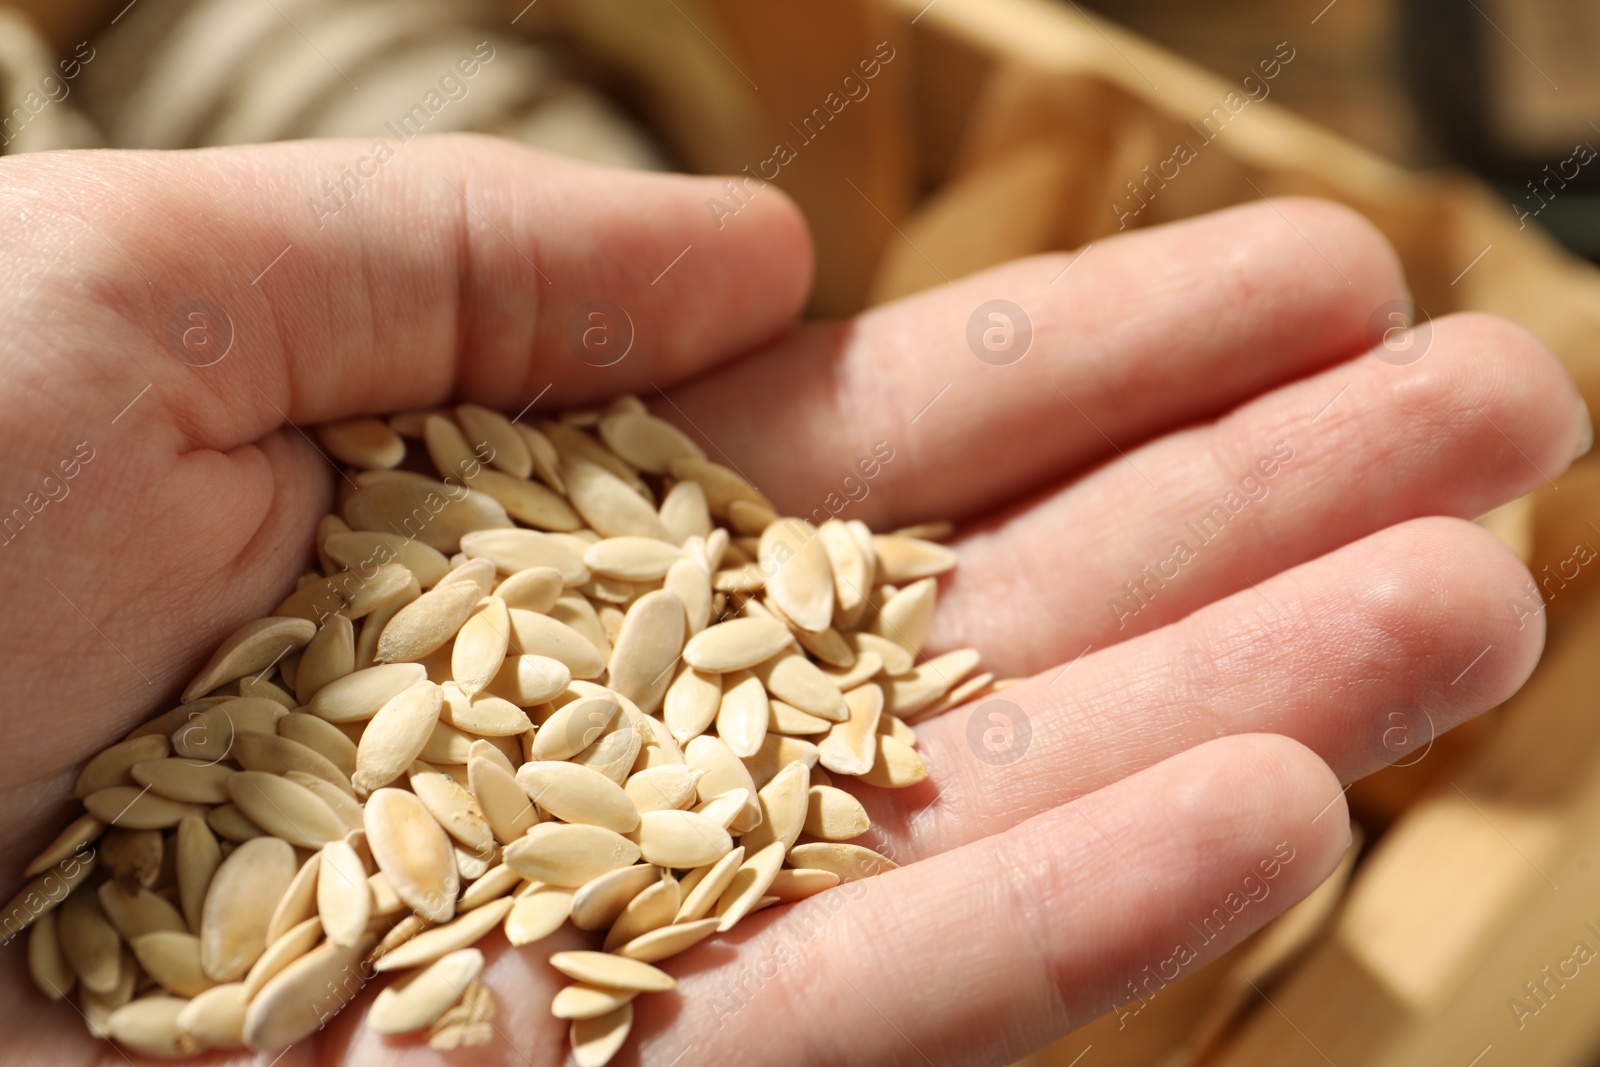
[365,788,460,923]
[503,824,641,888]
[769,868,841,903]
[106,996,194,1059]
[505,884,574,946]
[283,771,364,834]
[821,649,887,692]
[317,416,405,469]
[318,839,371,948]
[370,947,487,1033]
[615,916,721,963]
[760,518,834,633]
[597,410,705,474]
[769,699,832,735]
[571,1002,633,1067]
[277,713,359,777]
[549,950,677,992]
[872,533,958,582]
[243,938,371,1050]
[265,853,320,945]
[886,647,982,716]
[623,765,703,814]
[569,864,659,931]
[675,846,747,923]
[59,889,121,994]
[684,735,761,831]
[517,761,640,833]
[84,787,206,831]
[659,479,713,545]
[176,816,221,934]
[682,617,792,673]
[27,910,74,1001]
[458,403,534,477]
[232,731,353,795]
[487,654,574,707]
[554,982,640,1020]
[353,680,443,794]
[716,669,769,758]
[509,608,606,679]
[530,691,619,760]
[200,836,297,982]
[754,650,847,720]
[451,596,511,697]
[461,527,590,584]
[458,862,522,910]
[846,632,912,676]
[740,761,810,853]
[870,577,938,656]
[743,733,821,790]
[667,457,773,517]
[343,478,511,554]
[819,683,884,776]
[715,840,787,931]
[786,842,898,882]
[182,617,317,702]
[206,804,264,843]
[859,733,931,788]
[376,577,483,664]
[563,455,672,541]
[636,809,733,868]
[170,697,287,762]
[324,531,450,588]
[227,771,345,849]
[308,662,427,722]
[131,930,214,997]
[469,756,538,845]
[372,897,513,972]
[75,734,170,799]
[805,785,872,840]
[176,982,248,1051]
[98,884,186,940]
[22,812,106,878]
[602,874,680,951]
[295,615,355,703]
[606,589,687,714]
[409,762,495,854]
[492,566,565,612]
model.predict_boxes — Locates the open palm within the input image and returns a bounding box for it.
[0,135,1583,1066]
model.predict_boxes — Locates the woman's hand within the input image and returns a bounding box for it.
[0,135,1583,1065]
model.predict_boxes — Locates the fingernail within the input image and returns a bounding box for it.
[1576,400,1593,461]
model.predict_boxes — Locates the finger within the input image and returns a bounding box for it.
[630,734,1349,1067]
[657,197,1405,526]
[866,517,1540,865]
[0,136,811,451]
[927,311,1587,674]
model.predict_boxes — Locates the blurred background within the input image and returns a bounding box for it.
[5,0,1600,1063]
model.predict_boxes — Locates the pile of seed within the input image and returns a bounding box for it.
[6,396,993,1064]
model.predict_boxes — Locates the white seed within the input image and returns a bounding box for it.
[369,947,487,1034]
[503,823,641,888]
[516,761,640,833]
[635,810,733,868]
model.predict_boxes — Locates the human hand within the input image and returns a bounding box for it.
[0,135,1584,1065]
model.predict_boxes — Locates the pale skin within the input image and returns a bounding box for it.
[0,135,1585,1065]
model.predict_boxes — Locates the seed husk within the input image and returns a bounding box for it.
[549,950,677,992]
[243,937,372,1050]
[27,910,74,1000]
[176,982,248,1051]
[231,731,353,795]
[353,680,443,794]
[226,771,345,849]
[372,897,513,972]
[200,836,297,982]
[365,787,459,923]
[504,884,574,946]
[568,864,659,931]
[819,683,884,776]
[75,735,171,799]
[503,824,641,888]
[106,996,195,1059]
[318,839,371,948]
[100,827,165,892]
[786,842,898,882]
[22,812,106,878]
[369,947,487,1033]
[768,868,841,903]
[59,889,121,994]
[182,617,317,703]
[636,809,734,869]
